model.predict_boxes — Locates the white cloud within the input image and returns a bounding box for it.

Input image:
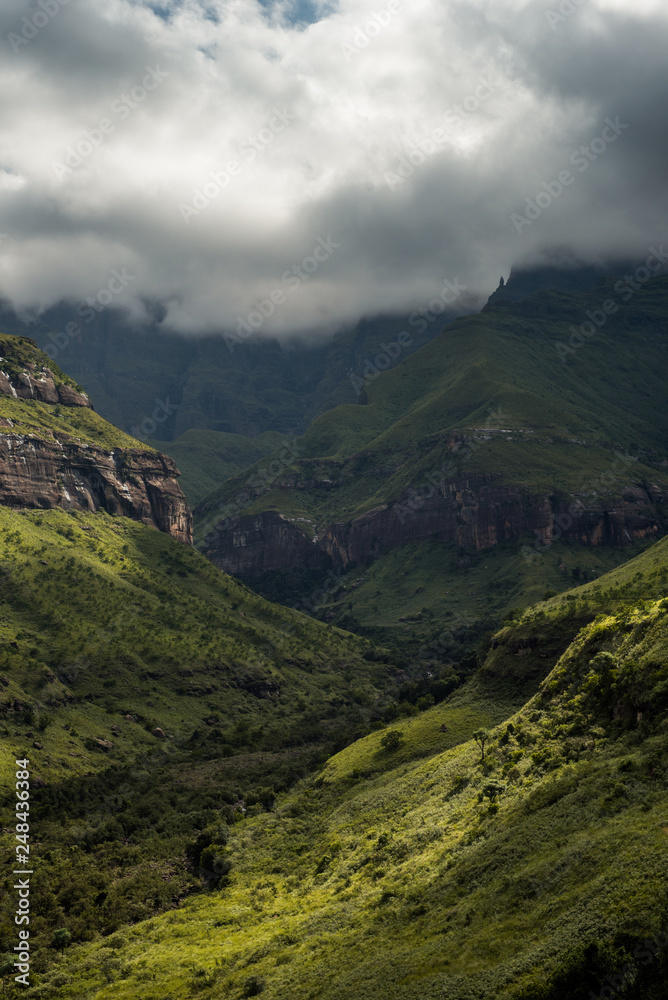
[0,0,666,336]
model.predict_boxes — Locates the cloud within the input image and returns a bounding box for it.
[0,0,666,337]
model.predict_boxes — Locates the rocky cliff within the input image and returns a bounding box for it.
[0,434,192,543]
[0,360,92,407]
[201,473,666,578]
[0,335,192,544]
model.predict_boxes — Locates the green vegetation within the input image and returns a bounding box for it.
[193,276,668,650]
[0,395,154,452]
[19,310,443,445]
[6,535,666,999]
[197,275,668,532]
[0,334,84,394]
[267,536,653,659]
[0,505,399,981]
[0,334,154,452]
[0,292,666,998]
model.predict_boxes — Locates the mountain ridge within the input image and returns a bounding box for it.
[194,275,668,649]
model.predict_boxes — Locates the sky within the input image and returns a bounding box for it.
[0,0,667,339]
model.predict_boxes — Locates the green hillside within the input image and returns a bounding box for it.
[8,306,445,450]
[0,313,666,999]
[19,536,668,1000]
[0,506,399,985]
[0,335,151,453]
[194,275,668,649]
[285,537,654,660]
[197,275,668,531]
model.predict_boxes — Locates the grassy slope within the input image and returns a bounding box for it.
[29,538,668,1000]
[0,508,393,775]
[272,538,653,660]
[0,506,399,979]
[192,278,668,657]
[0,334,84,394]
[195,275,668,535]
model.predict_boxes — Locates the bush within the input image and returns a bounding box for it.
[51,928,72,953]
[482,780,506,803]
[380,730,404,752]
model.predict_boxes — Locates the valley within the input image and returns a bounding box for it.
[0,267,666,1000]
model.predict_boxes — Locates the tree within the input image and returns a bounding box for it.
[380,729,404,752]
[482,780,505,803]
[51,928,72,953]
[472,728,490,763]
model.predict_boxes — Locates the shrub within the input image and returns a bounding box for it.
[380,730,404,752]
[51,928,72,953]
[482,780,506,803]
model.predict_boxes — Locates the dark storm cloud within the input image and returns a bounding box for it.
[0,0,666,336]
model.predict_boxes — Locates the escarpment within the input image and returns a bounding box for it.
[0,335,192,543]
[199,472,666,578]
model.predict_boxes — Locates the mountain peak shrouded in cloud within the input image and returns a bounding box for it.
[0,0,666,340]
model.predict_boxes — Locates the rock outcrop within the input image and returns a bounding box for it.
[201,474,666,578]
[0,363,91,407]
[0,340,192,544]
[0,435,192,543]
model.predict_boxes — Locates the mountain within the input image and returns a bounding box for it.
[485,253,639,305]
[0,337,404,981]
[0,502,401,981]
[0,333,191,543]
[146,428,287,507]
[0,301,449,502]
[194,272,668,652]
[0,299,667,999]
[27,533,668,1000]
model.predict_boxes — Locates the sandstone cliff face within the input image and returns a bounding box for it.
[0,362,91,408]
[201,474,666,577]
[0,435,192,543]
[0,353,192,544]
